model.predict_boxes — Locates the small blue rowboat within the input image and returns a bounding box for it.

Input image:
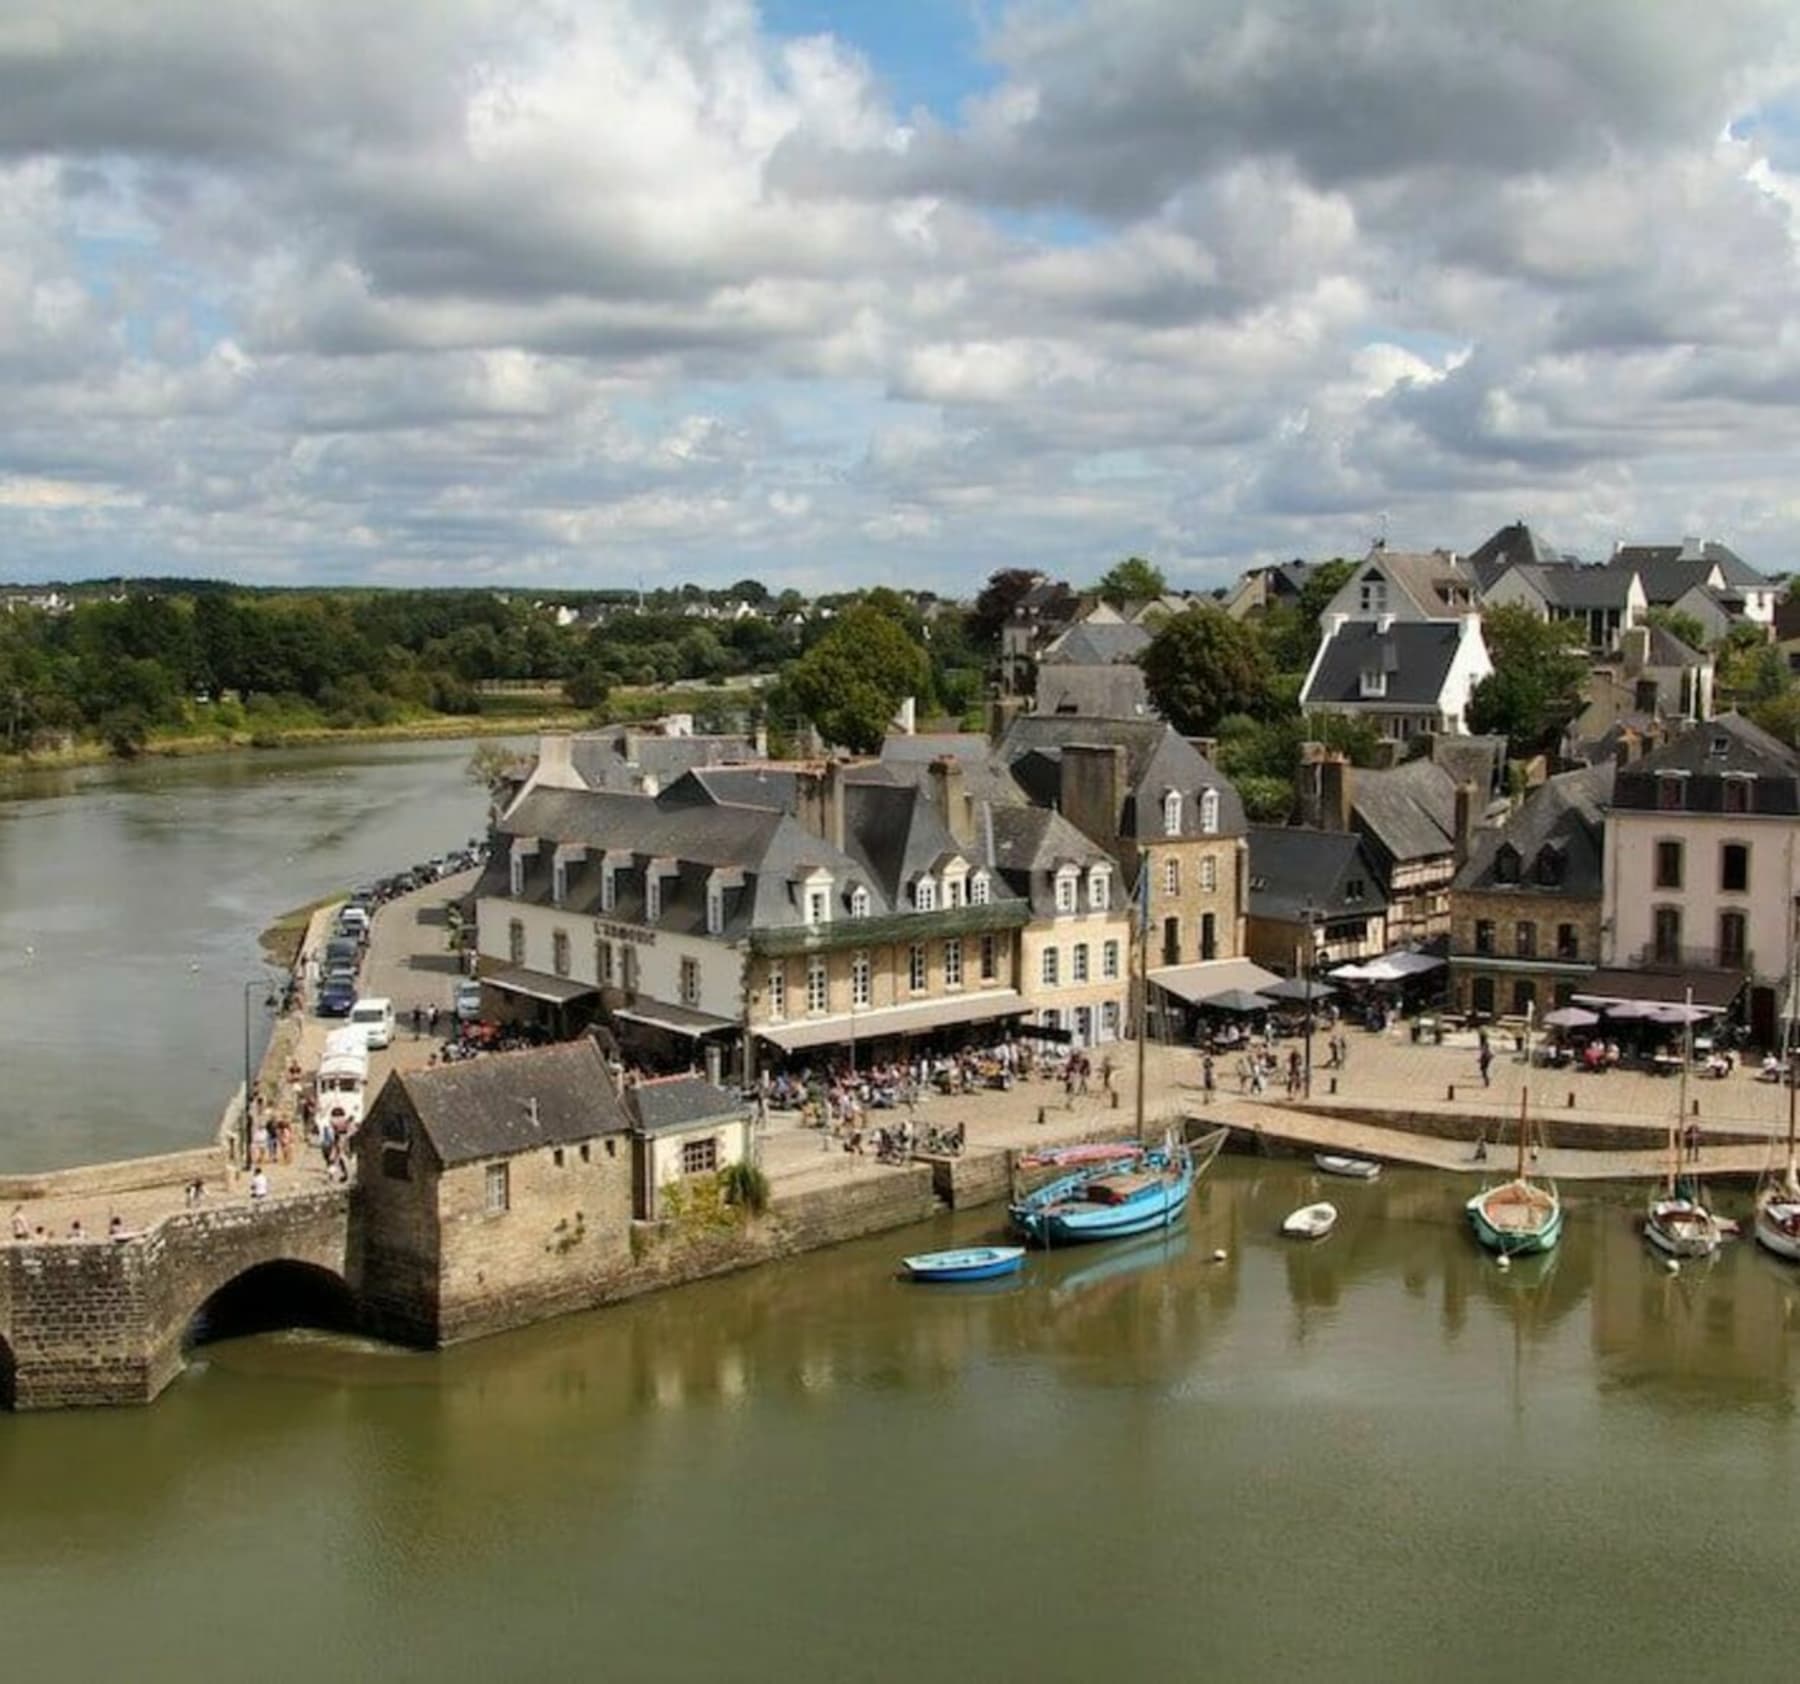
[901,1245,1026,1282]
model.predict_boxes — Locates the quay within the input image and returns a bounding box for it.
[7,871,1800,1410]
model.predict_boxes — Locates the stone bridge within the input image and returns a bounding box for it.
[0,1189,351,1410]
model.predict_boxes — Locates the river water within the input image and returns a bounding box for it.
[4,1161,1800,1678]
[0,740,498,1172]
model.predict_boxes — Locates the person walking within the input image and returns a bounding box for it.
[1202,1055,1215,1105]
[1478,1044,1493,1088]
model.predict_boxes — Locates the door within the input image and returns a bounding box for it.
[1162,917,1181,967]
[1074,1005,1093,1047]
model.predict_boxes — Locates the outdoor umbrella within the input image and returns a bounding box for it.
[1260,977,1338,1004]
[1541,1006,1599,1029]
[1645,1002,1709,1026]
[1331,962,1375,981]
[1603,1001,1655,1020]
[1202,988,1271,1014]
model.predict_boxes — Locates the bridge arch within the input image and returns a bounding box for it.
[183,1259,358,1350]
[0,1331,15,1411]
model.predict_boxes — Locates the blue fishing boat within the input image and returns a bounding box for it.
[901,1245,1026,1282]
[1010,1126,1225,1247]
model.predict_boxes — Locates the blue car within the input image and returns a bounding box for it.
[317,978,357,1017]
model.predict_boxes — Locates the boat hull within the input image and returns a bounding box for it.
[1314,1154,1380,1181]
[1013,1179,1191,1246]
[1282,1202,1338,1239]
[1754,1197,1800,1261]
[902,1246,1026,1282]
[1466,1181,1563,1255]
[1644,1199,1721,1259]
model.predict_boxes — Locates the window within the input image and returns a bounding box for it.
[805,886,829,926]
[485,1162,509,1214]
[1359,668,1387,698]
[980,935,997,981]
[1471,976,1496,1016]
[580,1142,591,1164]
[552,1147,565,1169]
[596,939,614,988]
[1200,912,1217,962]
[552,928,571,977]
[1055,871,1078,914]
[914,877,937,912]
[706,881,725,935]
[619,946,636,993]
[908,943,927,992]
[1102,1000,1120,1038]
[601,862,616,913]
[1534,847,1564,887]
[850,884,871,918]
[509,852,525,897]
[1655,840,1683,891]
[680,1136,719,1176]
[1723,776,1751,815]
[1162,917,1180,966]
[944,938,963,988]
[1474,919,1494,956]
[1358,572,1387,615]
[1072,943,1089,983]
[1657,776,1686,811]
[1556,924,1578,961]
[1164,856,1180,897]
[1199,856,1217,893]
[944,874,965,909]
[1163,791,1183,836]
[1719,910,1748,969]
[1200,789,1220,835]
[1041,946,1060,987]
[1512,979,1537,1017]
[680,957,700,1006]
[806,957,828,1014]
[1087,868,1110,911]
[767,963,786,1020]
[1514,922,1536,959]
[1653,906,1682,964]
[508,919,526,966]
[1344,877,1365,902]
[1102,940,1120,980]
[851,951,871,1008]
[970,872,990,907]
[1494,845,1520,885]
[1721,843,1749,894]
[646,873,662,922]
[551,858,568,905]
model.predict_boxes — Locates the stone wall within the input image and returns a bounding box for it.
[0,1143,228,1205]
[1448,887,1601,1016]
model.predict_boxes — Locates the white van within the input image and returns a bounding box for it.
[349,996,395,1050]
[316,1029,370,1132]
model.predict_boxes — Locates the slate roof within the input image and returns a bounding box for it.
[1535,566,1639,610]
[1609,540,1767,598]
[1466,522,1578,591]
[1455,764,1613,896]
[568,731,761,792]
[988,806,1113,915]
[1612,713,1800,815]
[1247,827,1387,922]
[626,1074,743,1134]
[1430,735,1507,799]
[1640,623,1706,668]
[1035,663,1151,719]
[1351,760,1457,864]
[1041,621,1151,666]
[997,715,1248,840]
[1369,549,1478,616]
[382,1041,630,1166]
[1303,620,1465,709]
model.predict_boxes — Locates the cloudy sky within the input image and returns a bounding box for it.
[4,1,1800,593]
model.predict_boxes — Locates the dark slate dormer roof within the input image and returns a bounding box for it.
[1605,548,1715,604]
[1466,522,1578,591]
[1536,566,1639,611]
[1304,620,1466,708]
[1455,764,1613,896]
[988,806,1112,915]
[1040,621,1152,666]
[1247,827,1387,922]
[385,1041,629,1166]
[626,1075,742,1135]
[1611,713,1800,815]
[1431,735,1507,800]
[1352,760,1458,864]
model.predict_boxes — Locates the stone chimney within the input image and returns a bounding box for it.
[1614,726,1640,770]
[795,760,848,852]
[535,733,576,789]
[1189,736,1218,762]
[927,756,974,846]
[1316,753,1352,833]
[1453,780,1477,869]
[1058,743,1124,849]
[1620,624,1650,675]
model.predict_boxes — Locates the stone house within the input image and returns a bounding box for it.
[1449,764,1613,1020]
[354,1041,636,1347]
[1569,623,1714,749]
[1245,826,1389,976]
[625,1075,752,1221]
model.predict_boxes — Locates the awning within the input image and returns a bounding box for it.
[1573,966,1744,1012]
[1336,951,1445,984]
[757,990,1025,1052]
[1150,958,1281,1008]
[484,967,600,1007]
[612,1000,739,1038]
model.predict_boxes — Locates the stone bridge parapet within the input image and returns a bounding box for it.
[0,1188,350,1410]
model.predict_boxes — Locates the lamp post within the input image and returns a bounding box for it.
[1301,896,1316,1100]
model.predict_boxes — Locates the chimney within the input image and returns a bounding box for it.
[536,733,575,788]
[1614,727,1640,770]
[1620,624,1650,674]
[1317,753,1352,833]
[927,756,973,846]
[1189,736,1218,762]
[1376,613,1394,635]
[1453,780,1477,870]
[822,758,846,850]
[1058,743,1125,850]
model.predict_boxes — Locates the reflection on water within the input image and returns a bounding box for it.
[0,740,500,1169]
[6,1160,1800,1680]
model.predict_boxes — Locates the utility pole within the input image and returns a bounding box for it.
[1301,896,1316,1100]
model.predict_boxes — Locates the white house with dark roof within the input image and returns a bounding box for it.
[1299,614,1493,740]
[1318,542,1479,624]
[1607,539,1777,629]
[1481,562,1647,653]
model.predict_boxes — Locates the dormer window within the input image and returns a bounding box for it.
[1162,791,1182,836]
[1535,846,1564,887]
[1055,868,1079,914]
[1087,866,1110,911]
[1200,789,1220,835]
[646,873,663,923]
[1494,844,1520,885]
[970,872,990,907]
[601,858,618,914]
[706,878,725,936]
[1358,571,1388,615]
[1359,668,1387,698]
[942,861,969,908]
[551,858,568,905]
[510,852,526,897]
[1657,775,1687,811]
[804,880,832,926]
[849,884,871,919]
[1723,774,1752,815]
[914,877,937,913]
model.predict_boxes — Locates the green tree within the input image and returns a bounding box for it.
[1643,606,1708,654]
[1466,605,1588,751]
[1139,606,1275,733]
[1095,556,1167,605]
[780,605,928,752]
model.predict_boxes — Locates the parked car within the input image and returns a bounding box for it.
[337,905,370,939]
[454,980,484,1023]
[317,977,357,1017]
[324,935,360,971]
[349,996,395,1050]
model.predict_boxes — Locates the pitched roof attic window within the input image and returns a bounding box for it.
[914,876,937,913]
[970,871,990,907]
[849,884,871,918]
[1359,667,1387,698]
[706,879,725,936]
[1162,790,1182,836]
[1200,789,1219,835]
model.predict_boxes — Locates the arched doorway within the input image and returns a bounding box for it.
[185,1260,357,1350]
[0,1332,15,1411]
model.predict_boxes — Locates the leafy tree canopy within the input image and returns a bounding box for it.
[1095,556,1167,605]
[1643,606,1709,654]
[779,605,929,753]
[1139,606,1274,734]
[1466,605,1588,752]
[970,568,1044,648]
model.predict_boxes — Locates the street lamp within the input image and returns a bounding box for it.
[1301,896,1316,1100]
[242,974,279,1169]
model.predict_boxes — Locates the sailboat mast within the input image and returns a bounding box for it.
[1517,1001,1533,1181]
[1786,904,1800,1183]
[1675,985,1693,1192]
[1134,858,1150,1146]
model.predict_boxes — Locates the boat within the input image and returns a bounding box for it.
[1281,1202,1337,1240]
[1467,1075,1562,1257]
[1010,1130,1222,1246]
[1644,996,1721,1260]
[901,1245,1026,1283]
[1756,950,1800,1262]
[1314,1153,1381,1181]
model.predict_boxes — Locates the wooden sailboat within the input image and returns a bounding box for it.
[1467,1082,1563,1257]
[1645,990,1721,1260]
[1755,946,1800,1261]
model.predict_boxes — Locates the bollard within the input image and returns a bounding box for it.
[1037,1106,1046,1127]
[1567,1093,1575,1109]
[1447,1084,1456,1101]
[1691,1098,1700,1118]
[1329,1077,1338,1095]
[1111,1090,1120,1110]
